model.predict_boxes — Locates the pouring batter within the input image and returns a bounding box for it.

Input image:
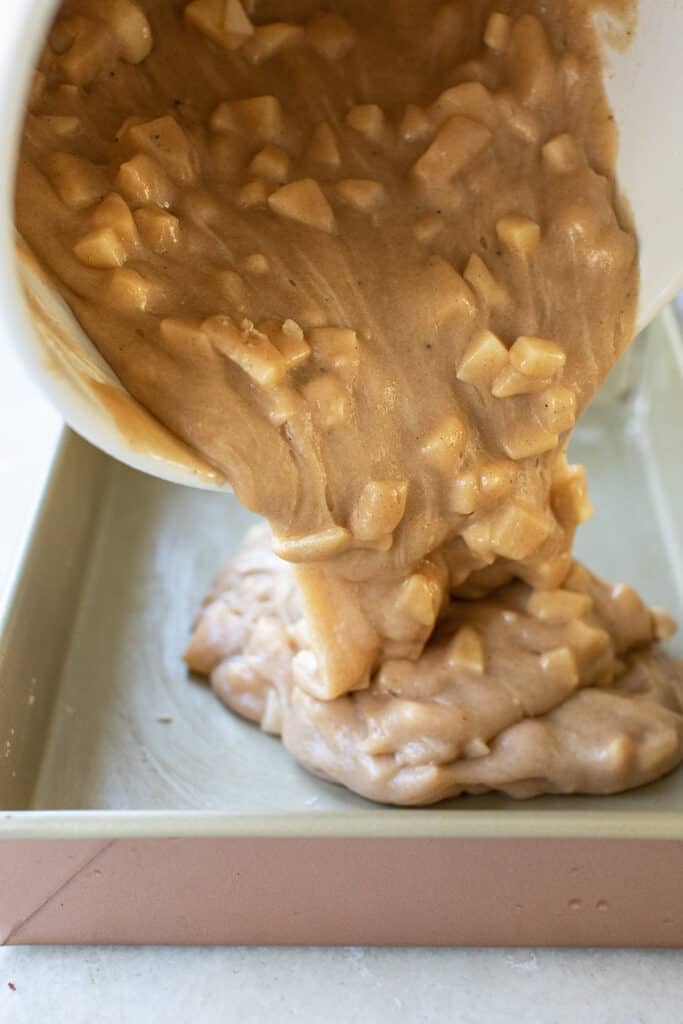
[16,0,683,803]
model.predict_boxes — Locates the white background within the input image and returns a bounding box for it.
[1,343,682,1022]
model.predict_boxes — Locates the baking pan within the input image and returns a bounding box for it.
[1,308,683,947]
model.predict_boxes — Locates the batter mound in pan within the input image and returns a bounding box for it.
[186,525,683,804]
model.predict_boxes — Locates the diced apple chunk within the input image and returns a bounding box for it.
[345,104,385,142]
[45,152,108,210]
[210,95,284,141]
[248,144,289,183]
[185,0,253,51]
[268,179,336,233]
[203,315,288,388]
[74,227,127,268]
[457,329,508,386]
[116,154,174,207]
[243,23,304,63]
[448,626,485,675]
[351,480,408,542]
[335,179,385,213]
[102,0,153,63]
[125,116,196,184]
[496,214,541,255]
[106,268,154,312]
[509,335,565,378]
[303,373,350,428]
[92,193,138,244]
[421,413,468,472]
[134,207,180,253]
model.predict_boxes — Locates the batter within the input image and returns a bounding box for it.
[16,0,683,803]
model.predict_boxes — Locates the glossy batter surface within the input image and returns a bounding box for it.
[17,0,683,803]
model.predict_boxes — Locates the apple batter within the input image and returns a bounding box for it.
[16,0,683,803]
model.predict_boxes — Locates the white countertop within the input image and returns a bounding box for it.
[1,344,682,1022]
[1,944,682,1022]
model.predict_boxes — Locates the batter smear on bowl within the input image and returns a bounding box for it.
[16,0,683,803]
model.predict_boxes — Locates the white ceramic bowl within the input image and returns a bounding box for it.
[3,0,683,490]
[3,0,227,490]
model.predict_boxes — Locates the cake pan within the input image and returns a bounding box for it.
[1,308,683,948]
